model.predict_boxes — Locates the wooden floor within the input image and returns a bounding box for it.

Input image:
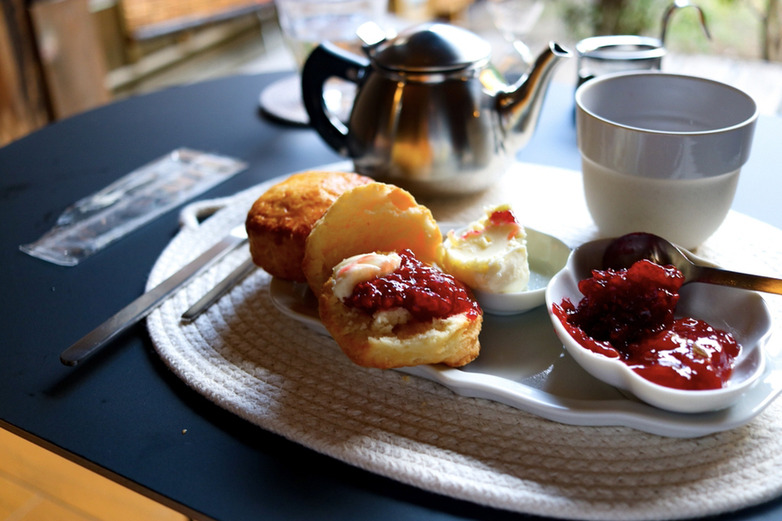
[0,428,188,521]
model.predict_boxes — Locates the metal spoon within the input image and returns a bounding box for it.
[602,232,782,295]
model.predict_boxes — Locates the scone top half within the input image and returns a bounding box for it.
[303,182,444,294]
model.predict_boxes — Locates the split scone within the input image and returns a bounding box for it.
[303,182,482,368]
[245,171,371,281]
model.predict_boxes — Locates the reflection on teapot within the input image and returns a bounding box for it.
[302,22,570,197]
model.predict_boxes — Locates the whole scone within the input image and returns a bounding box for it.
[245,171,371,281]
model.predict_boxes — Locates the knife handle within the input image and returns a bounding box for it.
[60,232,246,366]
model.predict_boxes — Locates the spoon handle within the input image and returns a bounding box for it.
[695,266,782,295]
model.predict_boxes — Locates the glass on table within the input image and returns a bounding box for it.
[260,0,389,125]
[575,35,665,89]
[485,0,544,69]
[276,0,387,68]
[573,0,711,89]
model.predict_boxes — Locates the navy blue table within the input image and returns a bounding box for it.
[1,71,781,521]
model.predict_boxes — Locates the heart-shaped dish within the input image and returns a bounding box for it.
[545,238,771,413]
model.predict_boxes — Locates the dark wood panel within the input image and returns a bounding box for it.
[0,0,49,146]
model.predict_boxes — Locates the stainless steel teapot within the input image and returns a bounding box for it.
[301,22,570,196]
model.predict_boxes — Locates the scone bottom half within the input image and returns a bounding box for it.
[317,248,483,370]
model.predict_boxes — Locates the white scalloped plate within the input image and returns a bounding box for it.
[269,271,782,438]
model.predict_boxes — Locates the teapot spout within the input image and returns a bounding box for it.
[497,42,571,151]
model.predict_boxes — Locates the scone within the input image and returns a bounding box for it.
[318,250,482,368]
[245,171,371,281]
[302,182,443,294]
[302,182,481,368]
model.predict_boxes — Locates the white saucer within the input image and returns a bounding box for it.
[259,75,309,125]
[259,74,356,126]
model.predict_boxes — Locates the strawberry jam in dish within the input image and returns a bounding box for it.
[341,249,481,322]
[553,259,741,390]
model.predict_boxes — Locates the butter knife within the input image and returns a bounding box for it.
[180,257,256,322]
[60,225,248,366]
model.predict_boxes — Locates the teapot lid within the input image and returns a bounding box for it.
[373,23,491,73]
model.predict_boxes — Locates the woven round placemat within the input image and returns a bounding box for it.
[147,163,782,520]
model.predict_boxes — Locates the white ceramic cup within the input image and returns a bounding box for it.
[575,71,758,249]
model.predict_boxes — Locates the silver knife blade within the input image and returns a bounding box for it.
[60,224,248,366]
[180,257,256,323]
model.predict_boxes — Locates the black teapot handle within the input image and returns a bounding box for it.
[301,42,369,156]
